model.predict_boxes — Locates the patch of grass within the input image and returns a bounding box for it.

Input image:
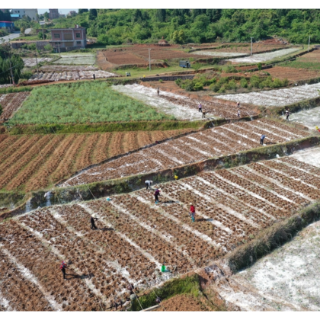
[130,274,201,311]
[8,120,204,135]
[279,60,320,70]
[226,201,320,273]
[8,82,174,125]
[0,86,33,94]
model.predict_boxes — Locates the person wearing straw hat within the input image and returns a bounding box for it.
[190,203,195,222]
[90,214,98,230]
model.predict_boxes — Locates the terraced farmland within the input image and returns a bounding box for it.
[216,82,320,107]
[0,129,193,192]
[61,118,309,187]
[228,47,300,63]
[112,84,259,120]
[1,155,319,310]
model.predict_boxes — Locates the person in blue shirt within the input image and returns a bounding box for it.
[260,134,266,145]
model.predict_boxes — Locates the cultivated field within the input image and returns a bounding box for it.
[233,220,320,311]
[192,51,247,57]
[228,48,300,63]
[112,84,259,120]
[39,65,99,72]
[97,45,212,69]
[1,154,320,310]
[0,129,193,192]
[216,82,320,107]
[55,53,96,65]
[283,106,320,129]
[22,58,54,67]
[28,70,116,82]
[9,82,173,125]
[252,66,320,82]
[0,92,30,122]
[61,119,309,187]
[280,49,320,70]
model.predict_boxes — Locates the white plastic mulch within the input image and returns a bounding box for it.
[236,219,320,310]
[111,84,202,120]
[216,83,320,107]
[29,70,116,81]
[23,58,53,67]
[282,106,320,129]
[192,51,247,57]
[228,47,300,63]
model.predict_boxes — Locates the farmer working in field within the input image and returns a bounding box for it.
[202,109,206,119]
[190,203,196,222]
[93,74,95,80]
[237,109,241,118]
[90,214,98,230]
[154,188,161,204]
[198,103,202,113]
[145,179,153,190]
[60,261,67,280]
[157,87,160,96]
[260,134,266,145]
[285,108,290,120]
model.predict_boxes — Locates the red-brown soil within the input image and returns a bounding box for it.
[294,49,320,63]
[97,45,212,70]
[1,153,319,310]
[0,92,30,122]
[0,129,194,192]
[154,294,212,311]
[252,66,320,82]
[62,119,309,187]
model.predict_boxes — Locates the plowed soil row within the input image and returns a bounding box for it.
[0,129,193,192]
[0,92,30,122]
[1,156,319,310]
[61,119,309,188]
[252,66,320,82]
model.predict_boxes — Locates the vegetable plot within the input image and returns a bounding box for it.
[1,155,319,310]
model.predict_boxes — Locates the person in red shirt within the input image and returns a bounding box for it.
[190,203,195,222]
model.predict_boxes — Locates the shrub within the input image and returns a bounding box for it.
[250,75,261,88]
[227,79,237,91]
[273,78,283,88]
[218,85,226,93]
[159,79,163,83]
[258,63,262,70]
[175,79,182,86]
[240,78,248,88]
[193,82,203,91]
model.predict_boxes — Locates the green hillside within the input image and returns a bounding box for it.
[49,9,320,45]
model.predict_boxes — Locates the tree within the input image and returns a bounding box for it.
[79,9,89,14]
[89,9,98,20]
[156,9,166,22]
[44,12,49,21]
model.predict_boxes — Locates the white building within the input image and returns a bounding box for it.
[11,9,38,20]
[24,8,38,20]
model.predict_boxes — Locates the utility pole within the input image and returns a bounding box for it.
[148,48,151,72]
[8,40,15,85]
[35,51,39,77]
[251,37,253,56]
